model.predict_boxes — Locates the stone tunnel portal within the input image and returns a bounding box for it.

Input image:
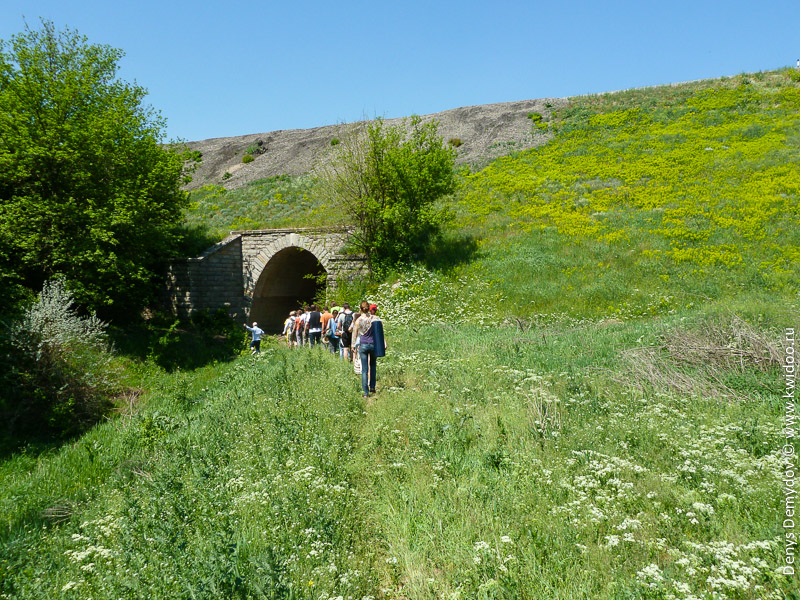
[250,247,326,333]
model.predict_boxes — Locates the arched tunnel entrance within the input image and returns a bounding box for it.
[249,247,326,333]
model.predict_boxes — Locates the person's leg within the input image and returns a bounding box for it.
[359,344,373,396]
[369,351,376,392]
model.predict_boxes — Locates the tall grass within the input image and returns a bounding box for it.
[1,348,382,599]
[1,307,793,598]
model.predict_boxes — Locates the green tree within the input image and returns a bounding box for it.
[321,116,456,272]
[0,20,189,319]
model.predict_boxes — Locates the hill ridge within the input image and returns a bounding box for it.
[183,75,736,192]
[183,97,568,190]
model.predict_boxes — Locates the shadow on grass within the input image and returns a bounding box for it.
[108,310,243,372]
[0,311,242,460]
[421,231,481,272]
[0,434,66,462]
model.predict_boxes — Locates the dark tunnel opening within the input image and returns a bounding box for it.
[249,247,326,333]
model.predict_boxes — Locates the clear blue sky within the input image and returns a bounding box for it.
[2,0,796,142]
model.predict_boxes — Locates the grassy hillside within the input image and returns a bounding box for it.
[1,70,798,599]
[454,70,800,319]
[184,175,320,241]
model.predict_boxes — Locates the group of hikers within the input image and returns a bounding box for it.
[243,301,386,398]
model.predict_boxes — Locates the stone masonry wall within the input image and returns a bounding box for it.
[164,234,248,319]
[163,228,366,319]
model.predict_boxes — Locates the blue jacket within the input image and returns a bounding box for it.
[245,325,264,341]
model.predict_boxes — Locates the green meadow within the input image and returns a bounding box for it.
[1,70,798,599]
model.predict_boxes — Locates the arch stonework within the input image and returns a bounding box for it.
[164,227,366,326]
[245,231,335,298]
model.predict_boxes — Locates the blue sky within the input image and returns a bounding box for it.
[2,1,796,142]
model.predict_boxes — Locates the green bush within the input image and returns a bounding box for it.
[320,116,457,272]
[241,154,254,164]
[527,112,548,130]
[1,280,120,441]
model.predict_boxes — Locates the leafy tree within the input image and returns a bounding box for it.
[0,20,189,319]
[321,116,456,272]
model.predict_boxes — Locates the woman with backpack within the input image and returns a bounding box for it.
[282,310,296,348]
[352,303,386,398]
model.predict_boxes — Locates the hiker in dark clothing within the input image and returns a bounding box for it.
[305,304,323,347]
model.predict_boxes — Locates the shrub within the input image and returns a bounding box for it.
[320,116,456,272]
[448,137,463,147]
[245,140,265,155]
[241,154,254,164]
[527,112,548,130]
[330,137,341,146]
[2,279,119,439]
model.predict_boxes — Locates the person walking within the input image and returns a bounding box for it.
[296,307,307,347]
[327,309,341,355]
[244,321,265,354]
[354,303,386,397]
[282,311,296,348]
[305,304,323,347]
[337,303,354,360]
[349,301,370,361]
[320,306,333,351]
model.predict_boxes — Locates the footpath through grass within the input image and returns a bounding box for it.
[1,303,795,599]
